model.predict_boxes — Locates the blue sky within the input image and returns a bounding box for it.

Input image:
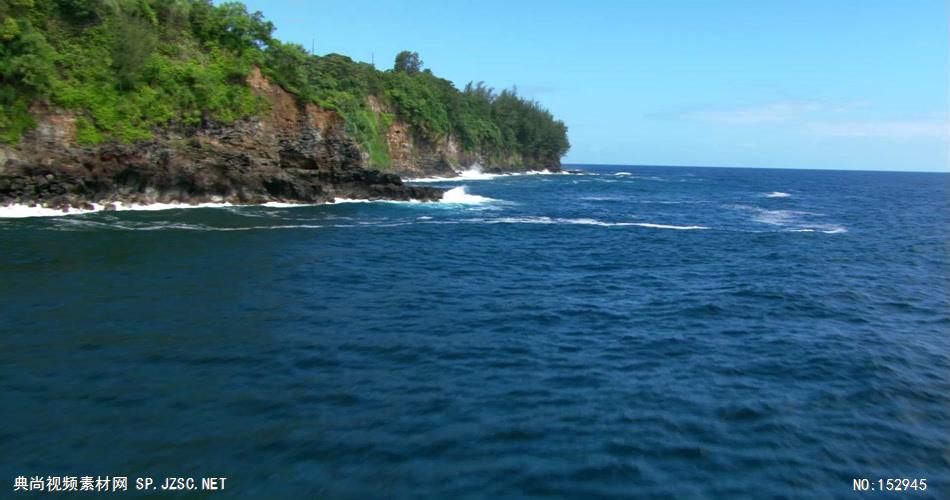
[232,0,948,171]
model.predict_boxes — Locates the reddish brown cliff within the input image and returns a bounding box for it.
[0,68,441,211]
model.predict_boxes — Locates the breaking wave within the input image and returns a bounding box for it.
[1,188,497,218]
[406,165,564,182]
[440,186,497,204]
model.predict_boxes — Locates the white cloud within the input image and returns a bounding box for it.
[685,102,822,124]
[667,100,866,125]
[659,100,947,141]
[806,119,949,140]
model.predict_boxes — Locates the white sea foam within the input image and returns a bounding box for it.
[1,195,453,217]
[260,201,318,208]
[331,187,500,205]
[140,223,327,231]
[615,172,632,176]
[786,226,848,234]
[330,197,442,205]
[408,166,501,182]
[467,216,706,229]
[0,201,241,218]
[750,209,799,225]
[724,205,817,225]
[330,198,378,204]
[117,201,236,211]
[0,204,100,218]
[630,223,709,230]
[440,186,497,204]
[748,209,833,231]
[726,204,846,234]
[406,165,567,182]
[40,209,713,232]
[491,216,620,226]
[764,191,791,198]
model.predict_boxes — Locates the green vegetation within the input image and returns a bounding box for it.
[0,0,569,167]
[393,50,422,75]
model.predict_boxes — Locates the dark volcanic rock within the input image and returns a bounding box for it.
[0,69,444,211]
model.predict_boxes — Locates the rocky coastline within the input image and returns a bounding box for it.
[0,115,444,212]
[0,69,560,214]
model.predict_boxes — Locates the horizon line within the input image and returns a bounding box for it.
[563,162,950,174]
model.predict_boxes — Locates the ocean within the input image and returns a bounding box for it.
[2,165,948,497]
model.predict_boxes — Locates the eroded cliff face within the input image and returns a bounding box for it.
[0,68,441,210]
[0,66,567,210]
[369,95,561,179]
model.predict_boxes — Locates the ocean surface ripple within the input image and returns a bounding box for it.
[1,165,948,497]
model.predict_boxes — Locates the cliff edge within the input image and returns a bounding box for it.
[0,69,442,210]
[0,1,569,211]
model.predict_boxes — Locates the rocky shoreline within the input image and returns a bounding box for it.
[0,138,445,213]
[0,69,560,214]
[0,107,444,212]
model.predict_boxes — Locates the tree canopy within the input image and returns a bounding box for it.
[0,0,569,167]
[393,50,422,74]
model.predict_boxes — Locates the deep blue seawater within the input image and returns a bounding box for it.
[1,165,948,498]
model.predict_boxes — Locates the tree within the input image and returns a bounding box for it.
[0,1,569,159]
[393,50,421,74]
[189,1,273,52]
[0,0,36,19]
[213,2,274,50]
[263,40,310,95]
[114,11,157,89]
[54,0,103,23]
